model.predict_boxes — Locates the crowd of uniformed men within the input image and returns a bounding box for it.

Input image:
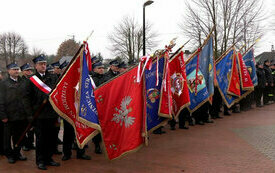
[0,54,274,170]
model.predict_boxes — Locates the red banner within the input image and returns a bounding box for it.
[49,46,98,149]
[228,52,241,97]
[168,51,190,117]
[237,52,254,90]
[94,66,145,160]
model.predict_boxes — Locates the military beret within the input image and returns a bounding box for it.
[51,61,60,68]
[20,63,33,71]
[92,61,104,69]
[109,59,119,66]
[7,62,20,70]
[33,54,47,64]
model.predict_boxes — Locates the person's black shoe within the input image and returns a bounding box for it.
[38,163,47,170]
[54,150,62,155]
[47,161,60,166]
[216,115,223,119]
[179,126,189,130]
[170,126,176,130]
[196,121,204,125]
[8,158,16,164]
[224,111,231,116]
[95,145,102,154]
[77,154,91,160]
[17,155,27,161]
[62,155,71,161]
[189,122,194,126]
[205,119,214,123]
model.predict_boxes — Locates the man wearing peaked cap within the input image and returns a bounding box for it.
[59,61,69,74]
[20,63,35,152]
[0,62,28,164]
[46,65,54,74]
[51,61,61,76]
[21,63,34,79]
[23,54,60,170]
[118,61,128,73]
[104,59,119,82]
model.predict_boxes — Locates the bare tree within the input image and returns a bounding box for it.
[108,16,158,64]
[180,0,265,58]
[31,47,45,58]
[0,32,28,66]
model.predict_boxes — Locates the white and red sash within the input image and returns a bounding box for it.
[30,75,52,94]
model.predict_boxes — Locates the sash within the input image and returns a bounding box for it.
[30,75,52,94]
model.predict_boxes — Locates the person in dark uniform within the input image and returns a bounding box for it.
[59,61,69,74]
[20,63,35,151]
[193,102,214,125]
[263,60,273,105]
[51,61,61,77]
[104,59,119,81]
[90,61,105,86]
[62,120,92,161]
[118,61,128,74]
[46,65,55,74]
[22,55,60,170]
[89,62,105,154]
[0,70,4,156]
[0,63,28,164]
[270,61,275,102]
[50,62,63,155]
[255,62,266,107]
[209,87,223,119]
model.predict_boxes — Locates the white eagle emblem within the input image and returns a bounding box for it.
[112,96,135,128]
[171,73,184,96]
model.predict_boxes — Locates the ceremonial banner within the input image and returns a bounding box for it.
[94,66,144,160]
[199,36,215,99]
[158,53,173,118]
[185,54,209,112]
[49,45,98,149]
[242,49,258,86]
[236,52,254,90]
[216,48,240,108]
[168,51,190,117]
[145,57,168,131]
[78,51,101,130]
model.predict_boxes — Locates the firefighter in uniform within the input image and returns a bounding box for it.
[0,70,4,156]
[255,62,266,107]
[0,63,28,164]
[104,59,119,81]
[263,60,273,105]
[20,63,35,151]
[22,55,60,170]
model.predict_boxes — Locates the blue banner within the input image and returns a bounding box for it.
[186,55,209,112]
[199,36,214,97]
[145,57,167,131]
[242,49,258,86]
[216,49,238,107]
[78,51,100,130]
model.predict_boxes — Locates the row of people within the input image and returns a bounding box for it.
[0,55,129,170]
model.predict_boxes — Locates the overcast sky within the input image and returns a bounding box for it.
[0,0,274,59]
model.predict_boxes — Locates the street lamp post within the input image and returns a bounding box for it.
[143,0,154,56]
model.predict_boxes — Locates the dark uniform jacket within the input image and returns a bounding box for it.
[264,65,273,86]
[90,71,105,87]
[103,69,118,82]
[256,67,266,88]
[0,77,27,121]
[23,71,58,120]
